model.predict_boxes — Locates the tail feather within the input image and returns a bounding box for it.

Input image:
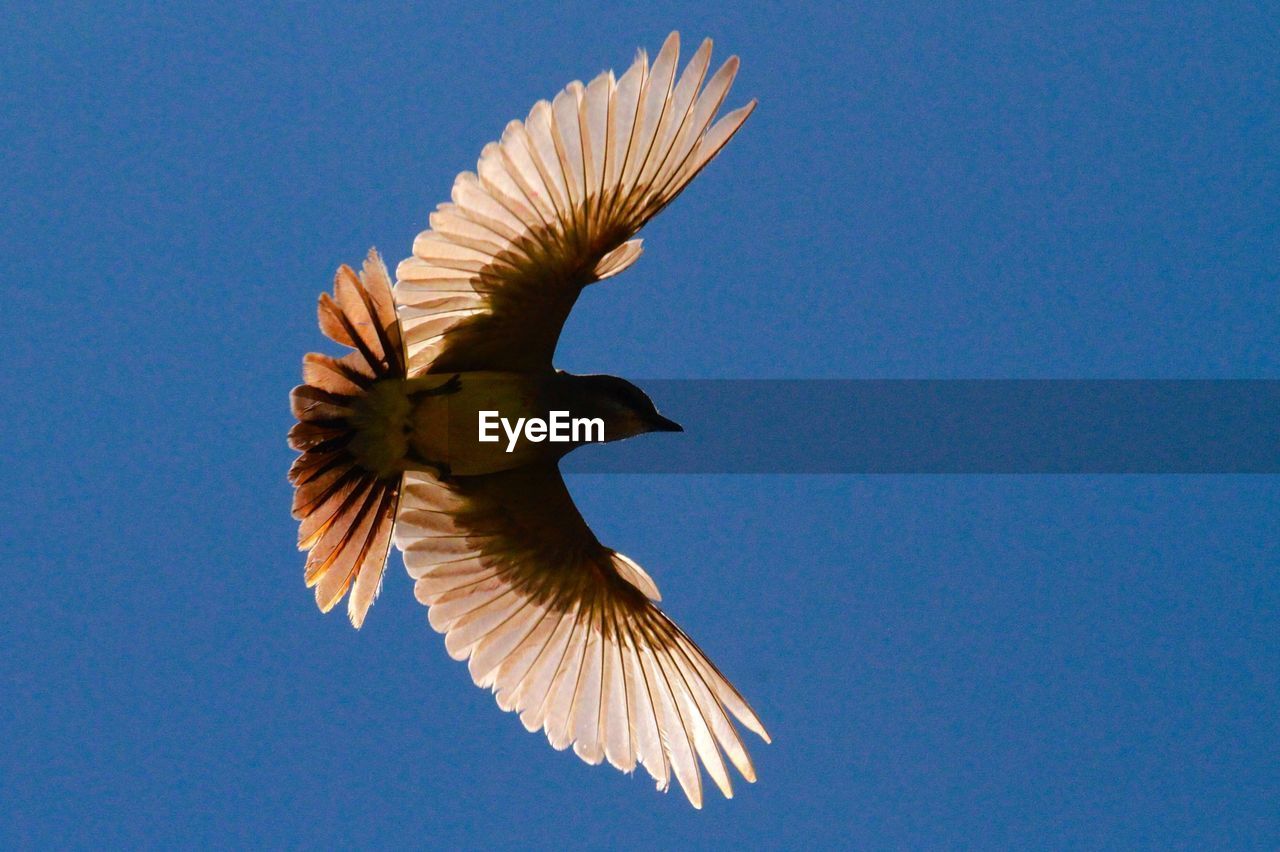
[288,249,405,629]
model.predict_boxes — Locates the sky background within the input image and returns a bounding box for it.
[2,1,1277,848]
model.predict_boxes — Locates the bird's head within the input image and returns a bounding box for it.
[560,373,683,442]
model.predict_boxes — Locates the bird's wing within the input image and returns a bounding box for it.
[288,250,404,629]
[395,31,755,375]
[396,466,770,807]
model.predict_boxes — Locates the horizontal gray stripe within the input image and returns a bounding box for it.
[560,380,1279,473]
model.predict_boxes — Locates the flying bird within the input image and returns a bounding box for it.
[288,32,767,807]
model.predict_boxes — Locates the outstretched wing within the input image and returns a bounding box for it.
[395,32,755,375]
[288,250,404,628]
[395,466,770,807]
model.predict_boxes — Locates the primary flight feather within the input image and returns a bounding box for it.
[288,32,767,807]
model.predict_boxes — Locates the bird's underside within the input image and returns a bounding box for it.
[288,32,767,807]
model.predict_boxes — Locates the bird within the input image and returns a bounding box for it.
[288,32,768,807]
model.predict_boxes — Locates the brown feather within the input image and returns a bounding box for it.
[302,353,371,396]
[288,249,405,630]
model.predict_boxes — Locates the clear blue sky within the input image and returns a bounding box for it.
[3,1,1277,848]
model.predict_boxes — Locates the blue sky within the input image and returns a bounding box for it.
[2,1,1277,848]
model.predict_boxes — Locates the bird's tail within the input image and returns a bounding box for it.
[287,249,405,628]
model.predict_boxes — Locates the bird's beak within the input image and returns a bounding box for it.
[650,413,684,433]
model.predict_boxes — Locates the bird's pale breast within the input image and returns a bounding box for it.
[405,371,560,476]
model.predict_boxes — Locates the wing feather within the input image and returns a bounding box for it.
[641,634,702,807]
[394,31,755,375]
[515,603,581,733]
[629,33,681,193]
[492,609,562,712]
[469,598,543,686]
[569,611,606,764]
[600,605,635,772]
[623,616,670,789]
[652,628,732,800]
[395,466,767,805]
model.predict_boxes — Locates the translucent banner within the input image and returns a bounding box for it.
[558,380,1279,473]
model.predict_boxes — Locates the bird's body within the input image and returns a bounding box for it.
[349,370,679,478]
[288,32,767,807]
